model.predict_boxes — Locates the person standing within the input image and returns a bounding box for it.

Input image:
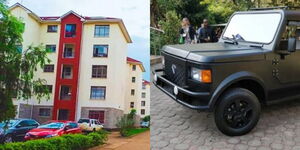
[179,17,196,44]
[198,19,215,43]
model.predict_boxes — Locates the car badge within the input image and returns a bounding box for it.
[171,64,177,74]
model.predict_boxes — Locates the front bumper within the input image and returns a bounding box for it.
[153,69,211,110]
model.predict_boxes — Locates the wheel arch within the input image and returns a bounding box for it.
[209,71,267,110]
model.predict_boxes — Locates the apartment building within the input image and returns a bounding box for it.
[9,3,140,128]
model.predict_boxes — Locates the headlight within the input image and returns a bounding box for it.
[25,133,30,137]
[191,67,212,83]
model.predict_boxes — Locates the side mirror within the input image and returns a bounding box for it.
[288,37,296,53]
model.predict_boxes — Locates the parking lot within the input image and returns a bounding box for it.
[151,64,300,150]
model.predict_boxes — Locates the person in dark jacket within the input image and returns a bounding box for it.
[179,17,196,44]
[197,19,216,43]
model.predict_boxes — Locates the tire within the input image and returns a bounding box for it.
[4,134,13,143]
[214,88,261,136]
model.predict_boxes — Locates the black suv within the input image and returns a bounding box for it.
[153,8,300,136]
[0,119,39,143]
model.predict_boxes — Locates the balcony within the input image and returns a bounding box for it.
[60,85,71,100]
[63,44,74,58]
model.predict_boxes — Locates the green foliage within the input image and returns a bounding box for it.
[0,131,108,150]
[116,114,135,137]
[142,115,150,122]
[159,11,181,45]
[124,128,149,137]
[128,109,137,119]
[0,1,50,122]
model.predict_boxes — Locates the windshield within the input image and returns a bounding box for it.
[38,122,64,129]
[78,119,89,123]
[0,120,18,128]
[223,13,282,44]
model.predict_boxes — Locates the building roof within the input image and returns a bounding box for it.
[127,57,145,72]
[143,80,150,85]
[9,3,132,43]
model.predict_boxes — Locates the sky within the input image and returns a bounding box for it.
[8,0,150,81]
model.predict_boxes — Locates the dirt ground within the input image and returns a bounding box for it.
[90,130,150,150]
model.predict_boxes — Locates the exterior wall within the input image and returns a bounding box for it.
[141,83,150,117]
[80,107,123,129]
[125,63,143,116]
[76,23,128,121]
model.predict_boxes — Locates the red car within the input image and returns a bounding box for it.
[24,120,81,140]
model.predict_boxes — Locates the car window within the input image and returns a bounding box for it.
[27,120,39,126]
[78,119,89,123]
[38,122,64,129]
[18,120,30,127]
[67,123,78,128]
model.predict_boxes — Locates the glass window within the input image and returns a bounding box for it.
[62,65,73,79]
[39,108,51,117]
[142,92,146,98]
[90,86,106,99]
[58,109,69,120]
[94,25,110,37]
[132,77,136,83]
[65,24,76,37]
[132,65,136,71]
[63,44,75,58]
[68,123,78,128]
[92,65,107,78]
[131,89,135,96]
[93,45,108,57]
[46,45,56,53]
[78,119,90,123]
[130,102,134,108]
[43,64,54,72]
[47,25,58,32]
[223,13,282,44]
[141,109,145,115]
[141,101,146,106]
[60,85,71,100]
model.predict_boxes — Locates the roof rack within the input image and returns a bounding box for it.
[249,6,288,10]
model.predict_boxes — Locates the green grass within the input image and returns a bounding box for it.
[125,128,149,137]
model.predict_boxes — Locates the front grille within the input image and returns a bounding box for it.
[164,54,186,86]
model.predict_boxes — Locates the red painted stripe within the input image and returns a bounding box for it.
[52,13,83,121]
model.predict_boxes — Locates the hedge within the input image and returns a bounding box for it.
[0,130,108,150]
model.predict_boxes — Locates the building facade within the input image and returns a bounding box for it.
[9,3,147,128]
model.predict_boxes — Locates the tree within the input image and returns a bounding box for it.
[0,2,50,122]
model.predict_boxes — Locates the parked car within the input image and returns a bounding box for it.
[24,120,81,140]
[140,121,150,128]
[0,119,39,143]
[153,8,300,136]
[78,118,103,132]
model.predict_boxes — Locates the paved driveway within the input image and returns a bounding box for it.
[151,64,300,150]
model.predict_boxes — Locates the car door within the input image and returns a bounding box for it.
[13,120,31,140]
[276,21,300,84]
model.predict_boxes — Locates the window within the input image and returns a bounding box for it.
[94,25,110,37]
[131,89,135,96]
[141,109,145,115]
[93,45,108,57]
[142,84,146,89]
[60,85,71,100]
[67,123,78,128]
[89,111,105,123]
[132,77,136,83]
[92,65,107,78]
[132,65,136,71]
[90,86,106,99]
[142,92,146,98]
[47,25,58,32]
[39,108,51,117]
[141,101,146,106]
[44,65,54,72]
[46,45,56,52]
[58,109,69,120]
[63,44,75,58]
[62,65,73,79]
[130,102,134,108]
[65,24,76,37]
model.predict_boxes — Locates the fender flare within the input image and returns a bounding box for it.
[208,71,267,110]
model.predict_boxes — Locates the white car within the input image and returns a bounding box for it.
[78,118,103,132]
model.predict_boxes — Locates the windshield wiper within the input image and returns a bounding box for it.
[223,36,238,45]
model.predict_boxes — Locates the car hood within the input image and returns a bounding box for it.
[163,42,266,63]
[28,128,60,136]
